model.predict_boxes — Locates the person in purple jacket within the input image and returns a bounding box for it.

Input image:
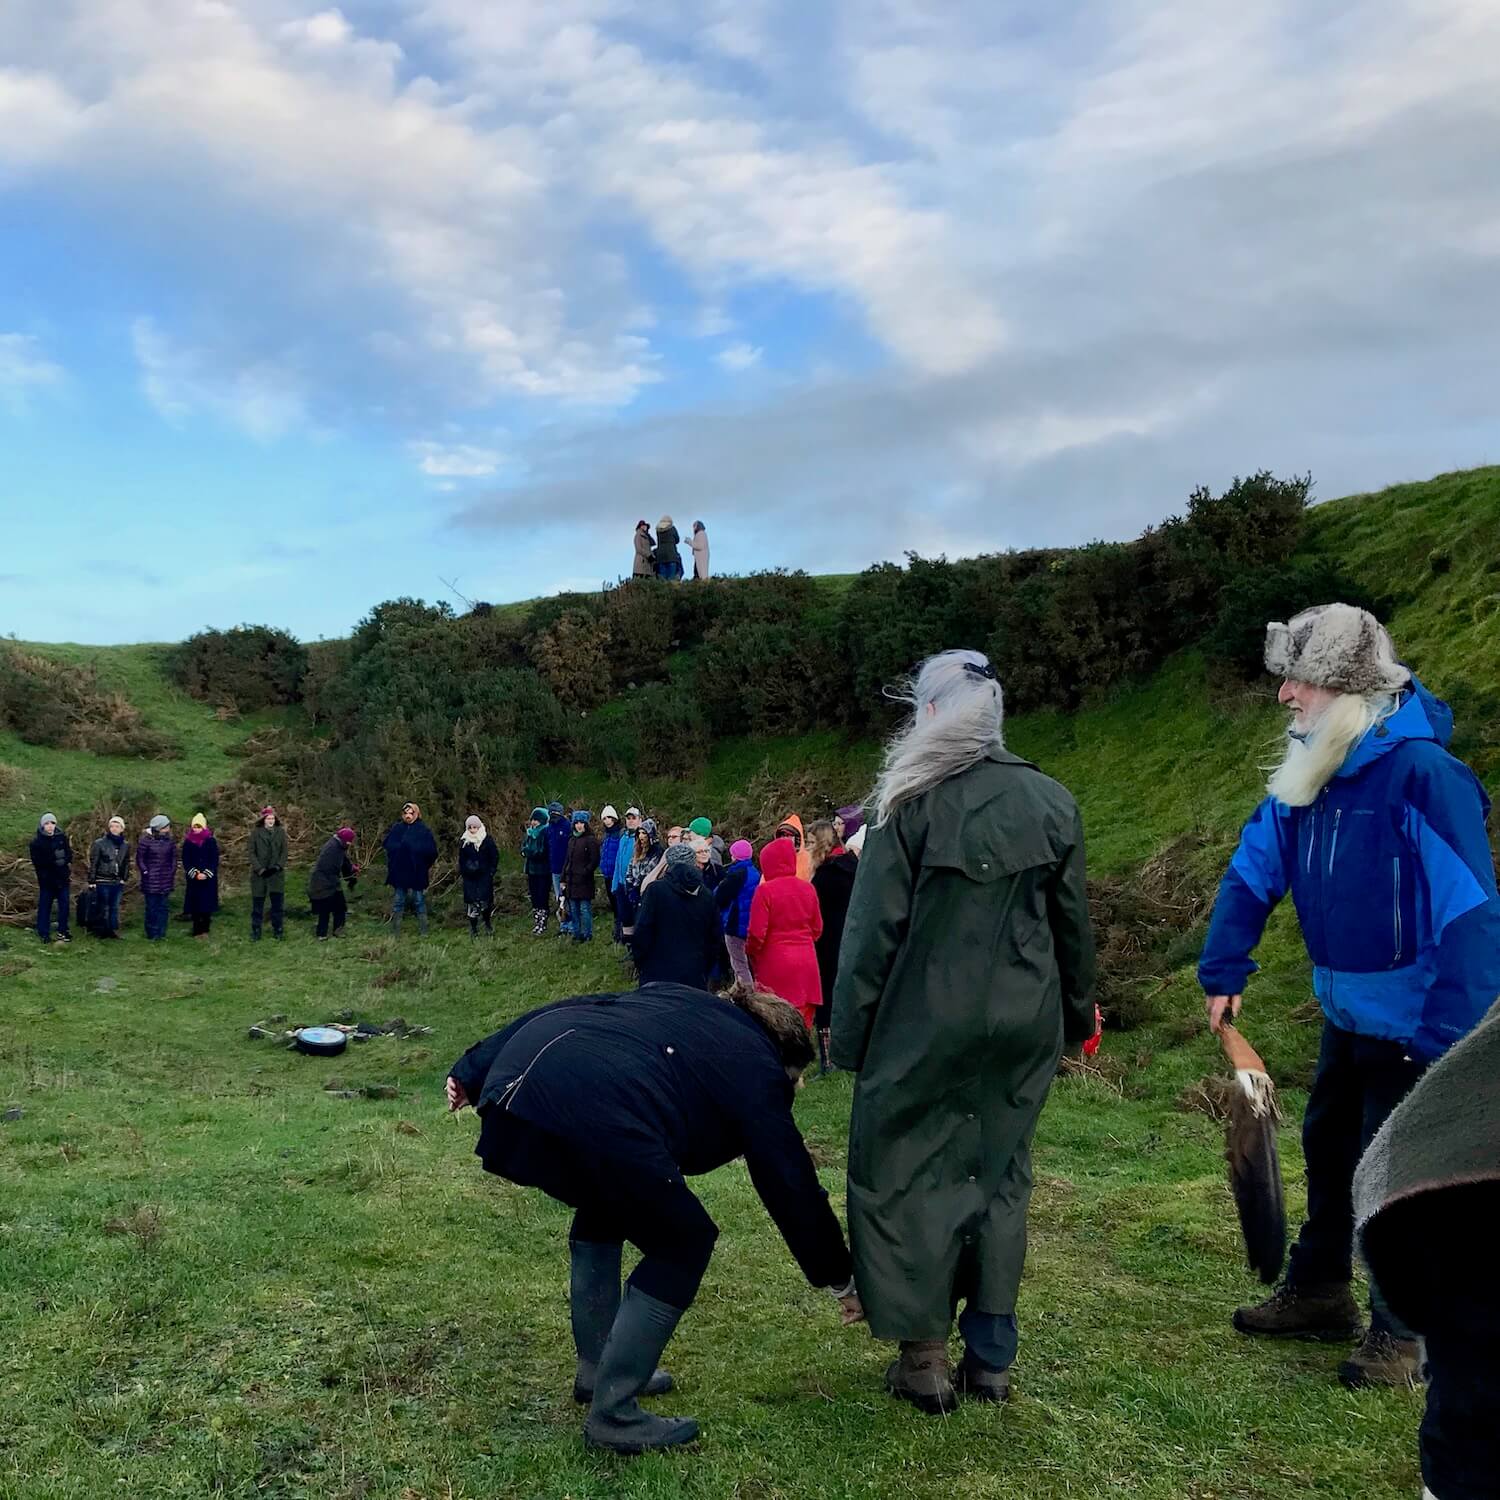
[135,814,179,940]
[1198,604,1500,1389]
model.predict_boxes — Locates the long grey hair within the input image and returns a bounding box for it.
[869,649,1004,828]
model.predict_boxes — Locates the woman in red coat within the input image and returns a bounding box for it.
[747,836,824,1026]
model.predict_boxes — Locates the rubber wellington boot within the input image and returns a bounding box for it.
[886,1340,957,1414]
[532,909,547,936]
[1338,1329,1422,1389]
[584,1287,697,1454]
[1233,1282,1363,1341]
[568,1241,672,1404]
[955,1349,1011,1403]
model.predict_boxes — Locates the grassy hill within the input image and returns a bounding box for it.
[0,467,1496,1497]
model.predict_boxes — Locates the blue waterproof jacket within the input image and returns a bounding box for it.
[599,828,625,884]
[1199,679,1500,1061]
[714,858,762,939]
[546,815,571,877]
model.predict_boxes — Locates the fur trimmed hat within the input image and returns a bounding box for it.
[1264,603,1410,697]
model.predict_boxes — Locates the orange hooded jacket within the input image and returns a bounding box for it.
[775,813,813,882]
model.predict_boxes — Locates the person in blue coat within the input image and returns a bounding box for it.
[596,805,626,942]
[545,800,574,935]
[1198,604,1500,1389]
[382,801,438,937]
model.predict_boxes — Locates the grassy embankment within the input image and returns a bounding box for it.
[0,468,1496,1498]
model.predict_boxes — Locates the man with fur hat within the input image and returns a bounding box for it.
[1199,603,1500,1388]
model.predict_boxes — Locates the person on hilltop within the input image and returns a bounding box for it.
[562,810,601,944]
[618,818,663,950]
[632,843,724,989]
[382,801,438,938]
[714,838,761,988]
[746,836,823,1028]
[653,516,683,582]
[309,826,358,940]
[597,807,626,942]
[136,814,179,941]
[690,521,710,582]
[774,813,813,882]
[522,808,553,937]
[87,814,131,939]
[181,813,220,940]
[811,822,860,1075]
[832,649,1096,1413]
[29,812,73,945]
[445,982,861,1454]
[459,814,500,939]
[632,520,655,579]
[545,801,574,935]
[249,806,288,942]
[1198,603,1500,1389]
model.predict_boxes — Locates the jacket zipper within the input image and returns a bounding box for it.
[1305,812,1318,875]
[1392,858,1403,963]
[1326,808,1342,874]
[499,1029,576,1111]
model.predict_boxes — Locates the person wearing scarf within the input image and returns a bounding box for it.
[458,814,500,938]
[620,819,663,949]
[182,813,221,938]
[522,809,553,937]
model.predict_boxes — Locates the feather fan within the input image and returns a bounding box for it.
[1218,1021,1287,1284]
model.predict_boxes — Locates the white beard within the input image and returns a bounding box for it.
[1265,692,1394,807]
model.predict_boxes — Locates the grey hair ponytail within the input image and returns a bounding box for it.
[868,649,1004,828]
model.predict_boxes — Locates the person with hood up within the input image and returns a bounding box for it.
[832,649,1096,1413]
[632,520,654,579]
[545,801,574,934]
[249,806,289,941]
[136,815,179,941]
[88,815,131,938]
[714,839,761,987]
[459,815,500,938]
[1198,603,1500,1389]
[562,811,601,943]
[309,827,358,940]
[774,814,813,882]
[382,802,438,937]
[653,516,682,582]
[30,813,73,944]
[632,843,724,989]
[619,819,663,948]
[746,836,823,1026]
[445,982,862,1454]
[181,813,220,939]
[522,808,553,936]
[1355,1000,1500,1500]
[690,521,710,582]
[597,807,626,942]
[811,825,860,1074]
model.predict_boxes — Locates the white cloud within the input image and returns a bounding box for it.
[715,342,762,372]
[0,333,64,411]
[410,440,504,477]
[131,317,307,441]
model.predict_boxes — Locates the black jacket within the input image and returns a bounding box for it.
[382,819,438,890]
[654,524,681,567]
[811,852,859,1010]
[633,864,725,988]
[458,835,499,903]
[562,830,601,901]
[309,836,355,902]
[448,985,851,1289]
[88,834,131,885]
[29,830,72,889]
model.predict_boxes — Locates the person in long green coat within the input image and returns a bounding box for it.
[830,648,1096,1413]
[249,806,289,941]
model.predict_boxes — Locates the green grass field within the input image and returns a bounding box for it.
[5,468,1498,1498]
[0,900,1421,1500]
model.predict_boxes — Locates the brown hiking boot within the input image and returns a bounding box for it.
[885,1340,957,1415]
[955,1350,1011,1403]
[1338,1329,1422,1390]
[1233,1282,1363,1341]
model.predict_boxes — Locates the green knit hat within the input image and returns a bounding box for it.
[688,817,712,838]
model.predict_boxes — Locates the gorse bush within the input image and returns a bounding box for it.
[0,646,180,759]
[167,625,308,710]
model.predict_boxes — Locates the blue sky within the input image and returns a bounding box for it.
[3,0,1499,643]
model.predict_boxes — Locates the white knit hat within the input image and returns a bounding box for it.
[601,804,619,821]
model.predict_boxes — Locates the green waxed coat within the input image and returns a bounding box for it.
[249,823,290,898]
[830,747,1096,1339]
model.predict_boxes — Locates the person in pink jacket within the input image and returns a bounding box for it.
[746,836,823,1026]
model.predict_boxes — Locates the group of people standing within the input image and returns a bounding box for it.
[632,517,709,582]
[448,614,1500,1496]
